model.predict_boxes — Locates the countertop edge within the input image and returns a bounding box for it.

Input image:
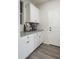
[20,30,44,37]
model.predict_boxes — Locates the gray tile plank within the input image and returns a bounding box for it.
[26,43,60,59]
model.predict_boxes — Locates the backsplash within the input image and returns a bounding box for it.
[20,22,39,32]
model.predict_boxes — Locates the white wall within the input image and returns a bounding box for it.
[38,0,60,46]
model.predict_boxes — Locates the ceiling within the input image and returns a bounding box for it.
[28,0,52,5]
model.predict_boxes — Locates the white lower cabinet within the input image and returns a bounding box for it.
[19,34,34,59]
[34,32,43,49]
[19,32,43,59]
[38,32,41,44]
[38,32,43,44]
[34,33,40,49]
[24,34,35,58]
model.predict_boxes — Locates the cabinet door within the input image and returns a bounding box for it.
[34,32,42,49]
[38,32,41,44]
[18,36,29,59]
[35,8,40,23]
[19,35,35,59]
[24,34,35,58]
[30,3,39,23]
[38,32,44,44]
[34,33,38,49]
[30,3,36,22]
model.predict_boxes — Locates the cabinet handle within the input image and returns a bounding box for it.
[26,41,30,43]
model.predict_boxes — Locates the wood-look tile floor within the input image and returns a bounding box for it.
[26,43,60,59]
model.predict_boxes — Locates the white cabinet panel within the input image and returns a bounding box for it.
[24,34,35,58]
[19,36,28,59]
[30,3,37,22]
[19,34,35,59]
[24,3,40,23]
[35,8,40,23]
[38,32,43,44]
[34,33,39,49]
[34,32,43,49]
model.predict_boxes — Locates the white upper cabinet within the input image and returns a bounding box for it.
[24,2,40,23]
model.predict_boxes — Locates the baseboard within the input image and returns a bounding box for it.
[43,42,60,48]
[49,44,60,48]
